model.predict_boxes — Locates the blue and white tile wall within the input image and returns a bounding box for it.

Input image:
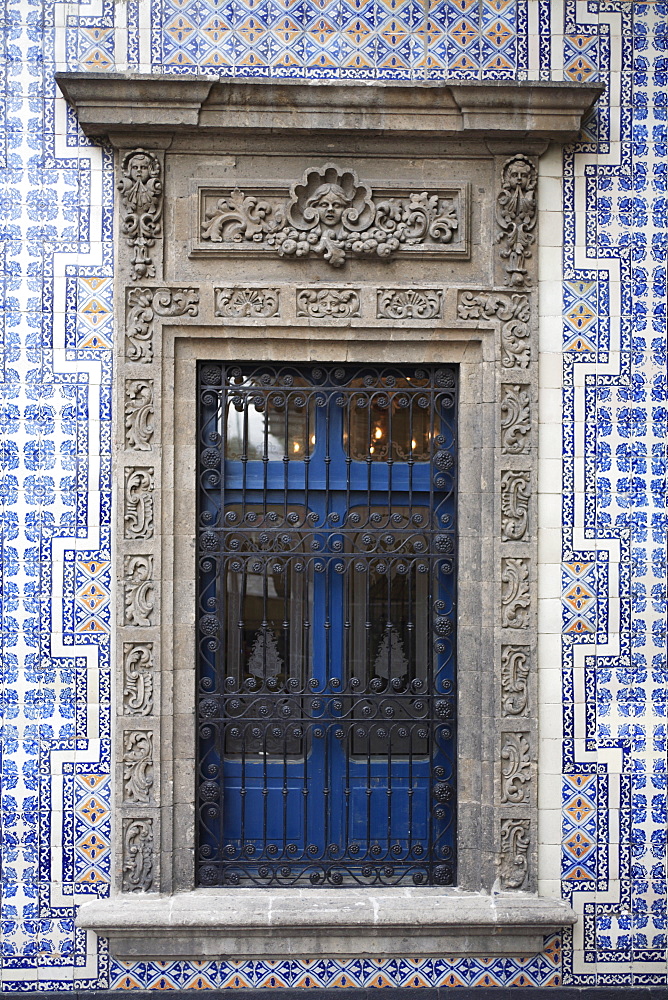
[0,0,666,990]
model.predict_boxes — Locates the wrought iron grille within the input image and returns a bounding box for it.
[196,362,457,887]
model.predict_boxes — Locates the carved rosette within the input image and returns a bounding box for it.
[377,288,442,320]
[199,164,464,267]
[214,286,279,318]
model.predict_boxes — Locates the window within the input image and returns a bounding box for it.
[196,363,457,887]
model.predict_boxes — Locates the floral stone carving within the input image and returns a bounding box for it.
[496,155,537,289]
[118,149,163,281]
[501,645,530,717]
[200,164,460,267]
[457,291,530,368]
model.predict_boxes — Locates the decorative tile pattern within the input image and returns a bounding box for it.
[0,0,666,991]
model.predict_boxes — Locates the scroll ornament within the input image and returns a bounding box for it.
[501,732,531,804]
[500,470,530,542]
[457,291,530,368]
[501,645,530,717]
[123,642,154,716]
[124,467,154,540]
[496,155,537,289]
[499,818,530,890]
[122,818,154,892]
[201,164,459,267]
[501,557,531,630]
[118,149,163,281]
[500,384,531,455]
[124,555,155,627]
[123,731,154,804]
[126,287,200,364]
[125,379,154,451]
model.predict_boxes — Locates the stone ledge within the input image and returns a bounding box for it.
[76,888,576,959]
[55,74,602,144]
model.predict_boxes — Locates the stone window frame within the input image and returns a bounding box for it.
[56,75,601,961]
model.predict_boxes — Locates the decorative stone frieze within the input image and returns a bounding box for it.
[501,557,531,629]
[500,384,531,454]
[122,818,154,892]
[296,287,361,318]
[123,642,154,716]
[123,731,154,804]
[498,818,530,890]
[500,470,530,541]
[124,467,154,540]
[123,555,155,627]
[118,148,163,281]
[457,291,530,368]
[500,645,530,717]
[500,732,531,804]
[125,379,155,451]
[495,155,537,289]
[214,286,279,317]
[377,288,442,319]
[126,286,200,363]
[199,164,466,267]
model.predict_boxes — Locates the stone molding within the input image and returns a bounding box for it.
[76,889,576,959]
[55,74,602,145]
[62,78,592,955]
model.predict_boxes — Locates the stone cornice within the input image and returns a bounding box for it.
[55,74,602,145]
[76,888,577,960]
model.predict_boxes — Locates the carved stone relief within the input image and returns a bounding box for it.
[199,164,464,267]
[126,287,200,363]
[500,470,530,541]
[495,155,536,289]
[124,467,154,540]
[377,288,442,319]
[500,645,530,717]
[214,286,279,318]
[123,731,154,804]
[118,149,163,281]
[457,291,530,368]
[123,642,154,716]
[501,557,530,630]
[296,287,360,318]
[500,384,531,455]
[500,732,531,804]
[125,379,155,451]
[122,818,154,892]
[123,555,155,627]
[498,818,530,890]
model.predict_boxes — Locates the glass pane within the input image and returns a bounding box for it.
[344,376,432,462]
[225,373,315,460]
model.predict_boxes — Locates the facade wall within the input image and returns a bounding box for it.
[0,0,666,990]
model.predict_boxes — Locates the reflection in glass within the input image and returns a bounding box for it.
[345,376,432,462]
[225,375,315,460]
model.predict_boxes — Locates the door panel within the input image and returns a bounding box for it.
[197,362,457,887]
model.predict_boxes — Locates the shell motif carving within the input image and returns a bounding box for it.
[201,164,460,267]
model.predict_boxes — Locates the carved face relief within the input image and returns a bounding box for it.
[307,183,350,228]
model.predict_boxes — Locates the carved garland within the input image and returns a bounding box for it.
[200,164,461,268]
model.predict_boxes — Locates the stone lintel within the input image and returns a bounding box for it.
[76,888,576,959]
[55,74,602,144]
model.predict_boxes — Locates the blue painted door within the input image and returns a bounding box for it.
[197,363,457,887]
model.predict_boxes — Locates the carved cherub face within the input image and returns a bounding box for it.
[506,161,533,191]
[308,183,350,227]
[128,155,152,183]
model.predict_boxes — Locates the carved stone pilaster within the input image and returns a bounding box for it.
[495,155,537,289]
[123,642,154,716]
[500,470,530,541]
[500,384,531,455]
[501,646,530,717]
[498,818,530,890]
[123,731,154,804]
[122,818,154,892]
[123,555,155,627]
[125,379,155,451]
[501,557,531,630]
[124,467,154,540]
[118,148,163,282]
[500,732,531,804]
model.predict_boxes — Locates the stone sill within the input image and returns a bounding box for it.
[76,888,576,960]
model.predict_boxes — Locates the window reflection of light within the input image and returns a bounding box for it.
[293,441,300,453]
